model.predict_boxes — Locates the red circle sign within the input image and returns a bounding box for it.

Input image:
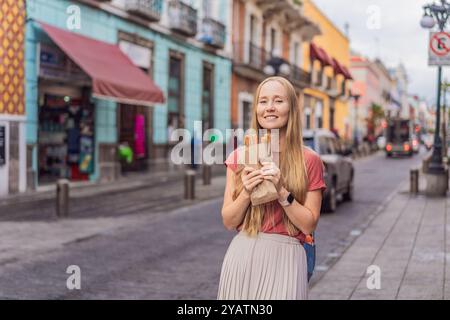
[430,32,450,56]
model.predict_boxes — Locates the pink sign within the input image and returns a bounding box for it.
[134,114,146,158]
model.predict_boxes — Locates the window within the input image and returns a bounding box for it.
[293,41,300,66]
[242,101,252,130]
[202,63,214,131]
[303,95,312,130]
[168,53,184,130]
[318,136,334,155]
[318,136,330,155]
[315,100,323,129]
[270,28,276,54]
[250,14,257,45]
[303,136,315,151]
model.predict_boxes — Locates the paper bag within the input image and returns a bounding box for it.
[243,133,279,206]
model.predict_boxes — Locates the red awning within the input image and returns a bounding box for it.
[310,43,332,66]
[39,22,165,106]
[341,65,353,80]
[317,47,333,66]
[331,58,348,78]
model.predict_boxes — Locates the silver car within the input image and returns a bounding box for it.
[303,129,354,213]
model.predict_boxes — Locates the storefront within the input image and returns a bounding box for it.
[37,43,95,183]
[29,22,165,186]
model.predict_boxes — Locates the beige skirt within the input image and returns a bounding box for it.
[217,231,308,300]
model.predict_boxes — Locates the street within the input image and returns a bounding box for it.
[0,149,426,299]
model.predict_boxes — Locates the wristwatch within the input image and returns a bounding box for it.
[278,192,295,207]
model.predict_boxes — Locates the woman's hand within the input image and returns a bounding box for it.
[261,161,283,193]
[241,166,264,194]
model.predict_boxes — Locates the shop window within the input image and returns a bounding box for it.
[38,91,95,183]
[168,54,184,132]
[202,63,214,132]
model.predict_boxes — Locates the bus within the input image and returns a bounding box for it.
[385,118,413,157]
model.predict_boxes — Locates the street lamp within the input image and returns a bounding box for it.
[264,49,291,77]
[442,80,450,159]
[351,92,361,148]
[420,0,449,174]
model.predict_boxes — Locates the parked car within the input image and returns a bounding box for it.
[303,129,354,213]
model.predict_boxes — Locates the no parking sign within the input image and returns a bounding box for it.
[429,32,450,65]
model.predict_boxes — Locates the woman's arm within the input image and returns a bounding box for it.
[278,187,322,235]
[221,167,263,230]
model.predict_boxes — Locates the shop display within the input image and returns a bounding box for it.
[38,93,95,183]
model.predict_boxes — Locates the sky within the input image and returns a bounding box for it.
[314,0,441,105]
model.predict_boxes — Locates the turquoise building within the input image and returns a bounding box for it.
[25,0,231,188]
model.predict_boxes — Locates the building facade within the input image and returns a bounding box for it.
[230,0,320,135]
[302,0,353,140]
[0,0,26,196]
[24,0,232,190]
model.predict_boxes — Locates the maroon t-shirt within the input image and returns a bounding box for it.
[224,146,326,243]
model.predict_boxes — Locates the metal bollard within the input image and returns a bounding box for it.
[56,179,70,217]
[446,167,449,192]
[184,169,196,199]
[410,168,419,194]
[203,164,211,185]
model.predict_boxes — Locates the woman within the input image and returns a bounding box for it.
[218,77,326,300]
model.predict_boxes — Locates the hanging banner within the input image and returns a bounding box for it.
[134,114,146,159]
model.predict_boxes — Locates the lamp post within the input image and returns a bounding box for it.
[263,50,291,77]
[420,0,449,174]
[442,80,450,159]
[351,93,361,148]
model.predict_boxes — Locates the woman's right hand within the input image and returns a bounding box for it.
[241,166,264,194]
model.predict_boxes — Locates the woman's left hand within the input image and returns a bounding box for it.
[261,161,283,193]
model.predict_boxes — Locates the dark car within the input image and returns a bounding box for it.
[303,129,354,213]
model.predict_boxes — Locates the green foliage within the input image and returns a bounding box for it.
[371,103,385,121]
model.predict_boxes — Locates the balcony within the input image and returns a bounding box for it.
[290,65,311,88]
[232,42,270,81]
[124,0,163,22]
[233,42,310,88]
[198,18,226,49]
[168,0,197,37]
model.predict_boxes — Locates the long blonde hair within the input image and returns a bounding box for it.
[233,77,309,237]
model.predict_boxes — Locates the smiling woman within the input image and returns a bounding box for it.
[218,77,326,300]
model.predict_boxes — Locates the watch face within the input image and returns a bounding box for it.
[287,193,295,204]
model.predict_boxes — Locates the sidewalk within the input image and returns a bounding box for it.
[0,164,225,207]
[309,177,450,300]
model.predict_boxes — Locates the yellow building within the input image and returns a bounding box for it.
[302,0,352,139]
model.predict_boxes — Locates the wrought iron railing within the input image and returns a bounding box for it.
[199,17,226,49]
[168,0,198,37]
[291,65,311,85]
[124,0,163,22]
